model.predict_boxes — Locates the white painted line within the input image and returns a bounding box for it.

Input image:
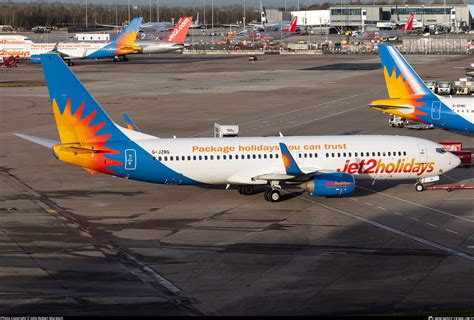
[284,104,369,130]
[357,185,474,223]
[410,217,420,221]
[393,212,403,216]
[364,202,374,206]
[446,229,459,235]
[189,90,382,137]
[426,223,437,227]
[377,206,387,211]
[294,193,474,261]
[350,198,359,202]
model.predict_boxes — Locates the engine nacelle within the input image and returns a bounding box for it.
[300,172,355,197]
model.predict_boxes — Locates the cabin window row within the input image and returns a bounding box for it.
[323,151,407,158]
[155,153,281,162]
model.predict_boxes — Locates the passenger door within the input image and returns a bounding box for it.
[125,149,137,170]
[418,144,428,163]
[431,101,441,120]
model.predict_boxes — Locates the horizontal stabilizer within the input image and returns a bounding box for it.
[14,133,58,148]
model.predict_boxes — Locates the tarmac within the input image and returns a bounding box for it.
[0,53,473,316]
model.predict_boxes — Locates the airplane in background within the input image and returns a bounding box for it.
[97,19,174,34]
[248,2,294,32]
[371,45,473,133]
[189,12,204,29]
[239,16,298,42]
[134,16,192,54]
[32,17,142,64]
[14,53,460,202]
[356,14,414,41]
[0,17,143,65]
[0,35,34,44]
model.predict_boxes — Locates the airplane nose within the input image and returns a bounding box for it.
[449,152,461,169]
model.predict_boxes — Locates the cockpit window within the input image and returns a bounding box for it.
[436,148,446,154]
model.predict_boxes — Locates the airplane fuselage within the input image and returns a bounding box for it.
[55,132,459,186]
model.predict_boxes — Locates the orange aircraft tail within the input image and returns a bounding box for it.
[165,16,192,43]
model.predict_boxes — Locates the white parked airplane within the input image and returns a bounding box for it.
[134,16,192,54]
[0,18,142,65]
[15,54,460,202]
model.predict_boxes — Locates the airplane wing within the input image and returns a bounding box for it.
[249,143,325,183]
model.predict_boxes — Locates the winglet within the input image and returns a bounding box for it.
[279,143,302,175]
[122,113,140,132]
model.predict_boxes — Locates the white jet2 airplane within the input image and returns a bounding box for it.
[15,54,460,201]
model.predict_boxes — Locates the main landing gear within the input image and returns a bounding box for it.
[113,55,129,62]
[238,185,282,202]
[238,185,255,195]
[264,189,281,202]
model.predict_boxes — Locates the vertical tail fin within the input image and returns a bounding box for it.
[377,45,435,99]
[40,54,125,144]
[283,16,298,32]
[261,2,268,25]
[111,17,143,48]
[40,53,125,174]
[165,16,192,43]
[400,14,414,31]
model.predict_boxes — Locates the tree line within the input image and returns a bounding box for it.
[0,3,263,30]
[0,1,466,30]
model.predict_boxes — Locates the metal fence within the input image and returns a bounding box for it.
[402,38,472,54]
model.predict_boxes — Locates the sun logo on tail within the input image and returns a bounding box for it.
[52,98,122,174]
[383,66,427,122]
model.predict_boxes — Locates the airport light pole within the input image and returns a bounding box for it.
[149,0,152,22]
[211,0,214,42]
[421,4,424,26]
[85,0,88,29]
[243,0,246,27]
[157,0,160,22]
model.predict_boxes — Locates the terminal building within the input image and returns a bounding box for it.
[287,4,472,33]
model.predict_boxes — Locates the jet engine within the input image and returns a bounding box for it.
[300,172,355,197]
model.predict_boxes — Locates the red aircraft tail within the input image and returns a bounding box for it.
[400,14,414,31]
[283,16,298,33]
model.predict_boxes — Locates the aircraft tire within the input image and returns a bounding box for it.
[415,183,425,192]
[269,189,281,202]
[264,189,271,201]
[242,185,254,195]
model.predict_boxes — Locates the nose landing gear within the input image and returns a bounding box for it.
[415,182,425,192]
